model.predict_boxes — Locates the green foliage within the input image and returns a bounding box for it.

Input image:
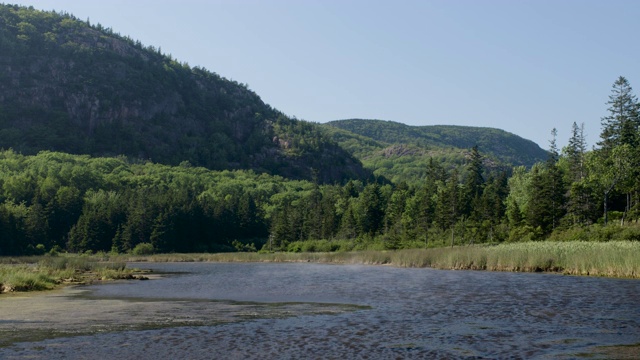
[0,255,133,292]
[131,242,154,255]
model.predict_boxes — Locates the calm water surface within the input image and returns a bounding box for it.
[3,262,640,359]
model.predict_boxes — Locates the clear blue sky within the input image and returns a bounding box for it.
[8,0,640,149]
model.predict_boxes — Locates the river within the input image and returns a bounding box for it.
[1,262,639,359]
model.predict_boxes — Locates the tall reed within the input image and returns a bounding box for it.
[115,241,640,278]
[1,255,133,293]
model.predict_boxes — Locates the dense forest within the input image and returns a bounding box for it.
[1,74,639,256]
[1,4,639,256]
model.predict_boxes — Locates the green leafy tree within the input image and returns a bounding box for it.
[587,144,634,225]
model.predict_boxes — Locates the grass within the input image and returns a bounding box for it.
[0,255,137,293]
[3,241,638,293]
[114,241,640,278]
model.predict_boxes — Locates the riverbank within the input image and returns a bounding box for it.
[0,256,147,293]
[2,241,638,294]
[119,241,640,278]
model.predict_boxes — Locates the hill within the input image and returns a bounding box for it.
[322,119,548,183]
[0,4,367,183]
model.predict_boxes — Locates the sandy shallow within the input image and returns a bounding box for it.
[1,264,638,359]
[0,282,363,348]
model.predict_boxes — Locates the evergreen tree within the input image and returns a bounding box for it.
[465,145,485,200]
[546,129,565,231]
[359,183,385,237]
[463,145,485,221]
[597,77,640,223]
[563,122,593,225]
[436,170,461,246]
[526,166,553,235]
[599,76,639,151]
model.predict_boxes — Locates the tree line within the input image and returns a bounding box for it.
[1,77,639,255]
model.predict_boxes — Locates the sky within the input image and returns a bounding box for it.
[6,0,640,149]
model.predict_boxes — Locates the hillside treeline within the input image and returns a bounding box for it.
[0,148,505,255]
[2,72,640,255]
[2,76,640,256]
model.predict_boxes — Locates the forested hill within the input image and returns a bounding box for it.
[0,4,367,183]
[326,119,547,166]
[322,119,548,183]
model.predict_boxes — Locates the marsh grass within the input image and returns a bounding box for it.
[3,241,637,293]
[0,255,134,293]
[116,241,640,278]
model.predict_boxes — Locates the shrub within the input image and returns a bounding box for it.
[131,243,154,255]
[48,245,63,256]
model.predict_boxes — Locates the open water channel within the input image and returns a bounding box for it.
[1,262,639,359]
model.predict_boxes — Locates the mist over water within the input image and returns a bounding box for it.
[2,263,639,359]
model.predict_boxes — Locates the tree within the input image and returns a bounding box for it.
[587,145,634,225]
[359,183,385,237]
[563,122,592,225]
[436,170,461,246]
[597,77,640,222]
[464,145,485,200]
[564,122,587,183]
[599,76,639,152]
[463,145,485,223]
[545,129,565,231]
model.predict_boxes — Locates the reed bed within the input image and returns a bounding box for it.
[3,241,637,293]
[0,255,135,293]
[116,241,640,278]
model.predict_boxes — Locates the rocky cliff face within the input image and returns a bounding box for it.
[0,5,368,183]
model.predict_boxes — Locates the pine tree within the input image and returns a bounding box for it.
[564,122,592,225]
[596,76,640,224]
[463,145,485,221]
[359,183,385,237]
[436,170,461,246]
[465,145,485,200]
[564,122,587,183]
[546,129,565,231]
[599,76,639,152]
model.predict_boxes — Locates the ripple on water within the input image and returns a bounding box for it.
[1,262,639,359]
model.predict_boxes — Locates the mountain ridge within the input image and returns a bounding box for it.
[321,119,548,183]
[1,4,548,186]
[324,119,547,165]
[0,4,368,183]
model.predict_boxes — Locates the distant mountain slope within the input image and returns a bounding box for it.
[326,119,548,166]
[322,119,548,183]
[0,4,367,183]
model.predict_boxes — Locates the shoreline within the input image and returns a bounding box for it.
[1,259,638,359]
[119,240,640,279]
[2,241,639,296]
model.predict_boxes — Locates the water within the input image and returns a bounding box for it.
[2,262,639,359]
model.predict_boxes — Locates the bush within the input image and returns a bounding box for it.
[48,245,63,256]
[131,243,154,255]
